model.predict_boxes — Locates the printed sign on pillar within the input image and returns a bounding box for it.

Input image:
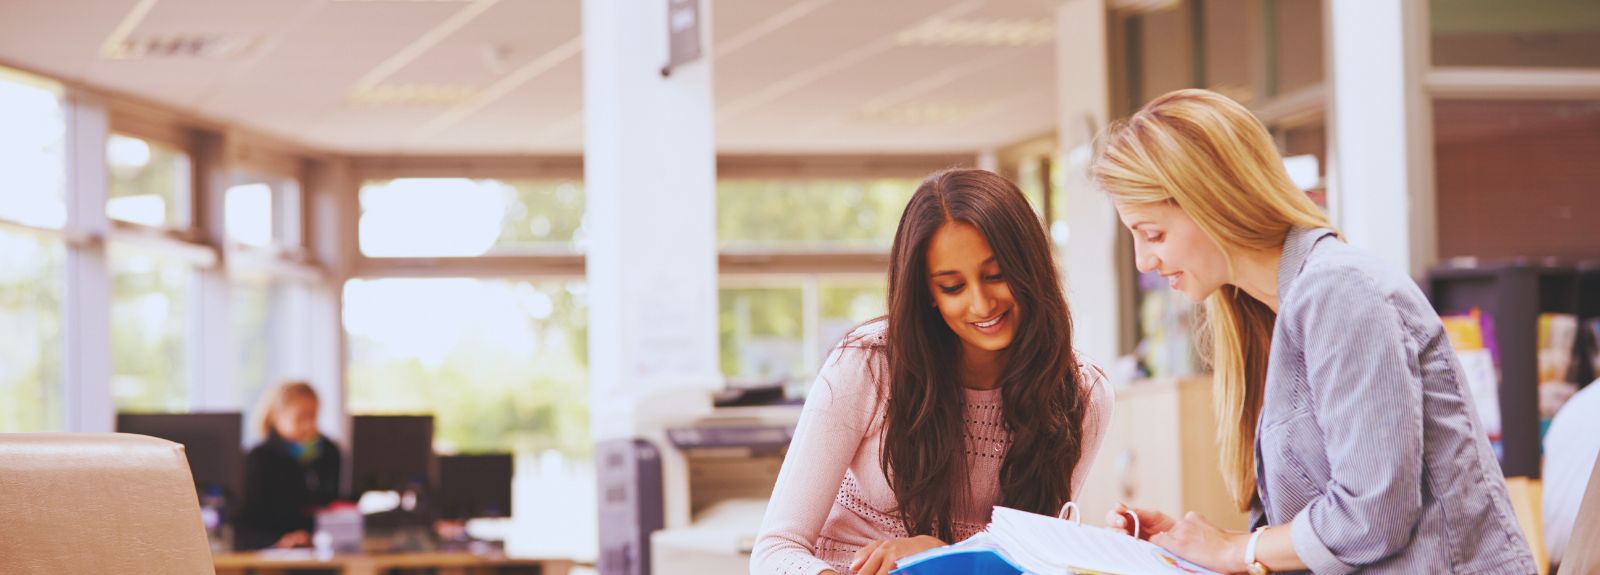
[662,0,701,76]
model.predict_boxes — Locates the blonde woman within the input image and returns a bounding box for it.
[1090,89,1535,575]
[237,381,342,550]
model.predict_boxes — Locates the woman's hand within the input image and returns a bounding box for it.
[850,535,945,575]
[1147,512,1250,574]
[1105,503,1178,541]
[273,529,311,549]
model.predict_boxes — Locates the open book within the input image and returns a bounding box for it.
[890,507,1222,575]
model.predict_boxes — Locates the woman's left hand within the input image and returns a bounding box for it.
[850,535,945,575]
[1148,512,1250,574]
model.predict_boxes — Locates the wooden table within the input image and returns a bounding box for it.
[213,551,574,575]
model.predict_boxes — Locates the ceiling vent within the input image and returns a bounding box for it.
[102,34,266,60]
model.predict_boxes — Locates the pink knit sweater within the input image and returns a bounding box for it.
[750,323,1115,575]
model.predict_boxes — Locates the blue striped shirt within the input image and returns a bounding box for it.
[1252,227,1537,574]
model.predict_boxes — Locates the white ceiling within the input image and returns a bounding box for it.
[0,0,1065,155]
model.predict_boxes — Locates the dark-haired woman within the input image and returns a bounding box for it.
[750,169,1114,575]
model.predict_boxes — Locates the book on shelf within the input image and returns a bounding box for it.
[1441,308,1502,437]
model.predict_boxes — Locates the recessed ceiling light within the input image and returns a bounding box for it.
[347,84,481,106]
[1110,0,1183,14]
[895,18,1054,48]
[859,102,986,124]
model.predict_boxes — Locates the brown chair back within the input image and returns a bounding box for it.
[0,433,216,574]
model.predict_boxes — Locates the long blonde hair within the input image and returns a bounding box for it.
[256,380,319,439]
[1089,89,1336,510]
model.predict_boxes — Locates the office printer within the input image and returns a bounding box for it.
[597,397,800,575]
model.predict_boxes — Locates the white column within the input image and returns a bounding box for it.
[1325,0,1434,276]
[305,158,356,444]
[584,0,720,530]
[63,91,113,432]
[1056,0,1121,367]
[191,133,239,412]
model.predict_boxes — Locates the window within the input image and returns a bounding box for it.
[1432,0,1600,68]
[359,179,586,257]
[234,276,315,444]
[719,277,887,390]
[0,67,67,229]
[0,229,66,431]
[227,174,304,249]
[717,179,918,249]
[110,244,192,412]
[0,66,68,431]
[226,183,275,248]
[344,278,590,455]
[234,278,273,415]
[107,134,193,229]
[720,286,804,381]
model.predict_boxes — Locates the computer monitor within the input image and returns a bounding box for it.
[115,412,244,504]
[348,414,435,498]
[436,453,514,519]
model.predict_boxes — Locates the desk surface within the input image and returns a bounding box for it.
[213,551,574,575]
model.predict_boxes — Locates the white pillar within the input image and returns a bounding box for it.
[63,92,113,432]
[1325,0,1434,276]
[191,133,239,412]
[305,158,356,444]
[583,0,720,530]
[1056,0,1120,367]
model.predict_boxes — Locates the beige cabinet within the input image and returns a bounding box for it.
[1075,377,1250,531]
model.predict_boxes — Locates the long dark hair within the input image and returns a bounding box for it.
[872,168,1086,540]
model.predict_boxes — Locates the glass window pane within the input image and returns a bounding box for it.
[111,244,191,412]
[720,287,804,380]
[107,134,193,229]
[717,179,918,249]
[817,278,887,358]
[1432,0,1600,68]
[235,278,273,423]
[359,179,586,257]
[0,229,65,431]
[0,67,67,229]
[236,278,314,445]
[344,278,590,455]
[229,174,304,249]
[226,183,274,247]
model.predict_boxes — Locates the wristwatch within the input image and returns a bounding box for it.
[1245,526,1271,575]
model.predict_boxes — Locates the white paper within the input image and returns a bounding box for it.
[986,507,1222,575]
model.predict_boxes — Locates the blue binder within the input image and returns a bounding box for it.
[890,548,1025,575]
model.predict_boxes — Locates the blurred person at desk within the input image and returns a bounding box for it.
[236,381,343,550]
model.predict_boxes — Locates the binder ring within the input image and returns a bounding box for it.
[1057,501,1081,525]
[1116,506,1142,539]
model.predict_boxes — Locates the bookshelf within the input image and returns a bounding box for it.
[1426,262,1600,478]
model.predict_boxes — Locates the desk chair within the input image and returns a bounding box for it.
[1560,454,1600,575]
[0,433,215,574]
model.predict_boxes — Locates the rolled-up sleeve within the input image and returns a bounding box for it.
[1288,268,1425,575]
